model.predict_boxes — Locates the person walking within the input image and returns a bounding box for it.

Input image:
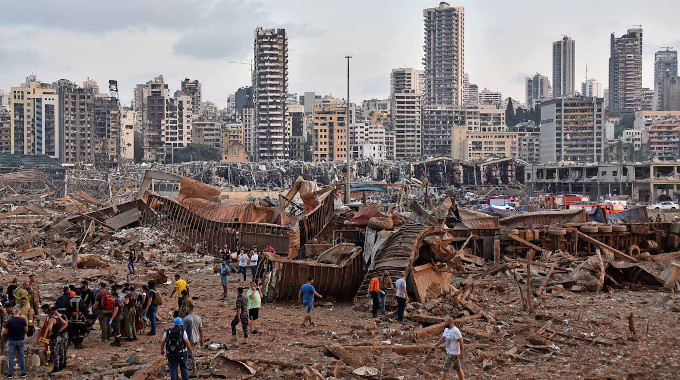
[3,307,28,378]
[368,276,382,318]
[395,273,408,322]
[219,261,230,299]
[143,280,160,336]
[230,287,249,341]
[128,249,137,276]
[182,304,203,376]
[170,274,188,310]
[249,249,259,283]
[298,277,322,327]
[433,316,465,380]
[379,271,394,314]
[237,250,248,282]
[161,317,193,380]
[247,282,262,335]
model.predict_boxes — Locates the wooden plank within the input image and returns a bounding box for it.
[575,230,638,262]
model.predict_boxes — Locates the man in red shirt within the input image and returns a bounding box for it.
[368,276,382,318]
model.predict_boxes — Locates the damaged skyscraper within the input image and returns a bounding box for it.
[254,27,289,160]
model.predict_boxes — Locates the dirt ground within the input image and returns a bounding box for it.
[0,239,678,380]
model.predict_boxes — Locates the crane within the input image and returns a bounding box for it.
[227,60,254,82]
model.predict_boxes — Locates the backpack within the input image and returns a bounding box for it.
[165,328,185,356]
[151,289,163,307]
[100,290,114,311]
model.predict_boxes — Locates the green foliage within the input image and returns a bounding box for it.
[614,116,635,138]
[505,97,540,126]
[174,143,221,163]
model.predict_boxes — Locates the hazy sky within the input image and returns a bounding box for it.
[1,0,679,107]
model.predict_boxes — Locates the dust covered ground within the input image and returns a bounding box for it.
[4,236,680,379]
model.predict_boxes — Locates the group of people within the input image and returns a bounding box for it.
[368,271,408,321]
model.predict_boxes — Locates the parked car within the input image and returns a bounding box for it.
[649,201,679,210]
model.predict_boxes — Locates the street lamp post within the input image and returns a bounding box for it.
[345,55,352,205]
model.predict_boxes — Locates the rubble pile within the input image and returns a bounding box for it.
[1,163,680,378]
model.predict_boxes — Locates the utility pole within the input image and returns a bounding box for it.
[345,55,352,204]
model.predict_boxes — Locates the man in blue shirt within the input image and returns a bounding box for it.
[298,277,322,328]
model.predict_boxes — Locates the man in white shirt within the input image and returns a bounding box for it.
[433,316,465,380]
[248,250,259,283]
[394,274,408,322]
[237,249,248,282]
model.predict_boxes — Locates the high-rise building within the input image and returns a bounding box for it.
[0,109,12,154]
[136,75,169,162]
[254,27,288,160]
[54,81,96,164]
[288,103,306,161]
[609,28,643,114]
[423,2,465,105]
[234,86,253,118]
[312,102,347,162]
[393,91,423,159]
[634,110,680,160]
[641,88,654,111]
[539,97,604,163]
[9,79,59,158]
[653,49,678,110]
[525,73,552,108]
[581,78,603,98]
[553,36,575,98]
[120,107,134,160]
[180,78,201,118]
[242,104,256,158]
[93,95,121,162]
[660,76,680,111]
[391,68,424,96]
[422,105,466,157]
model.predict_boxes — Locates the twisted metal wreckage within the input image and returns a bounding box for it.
[47,168,680,304]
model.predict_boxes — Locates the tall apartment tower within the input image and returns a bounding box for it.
[423,2,465,105]
[9,77,59,158]
[552,36,575,98]
[253,27,288,160]
[653,49,678,110]
[180,78,202,118]
[525,73,552,108]
[53,81,97,164]
[390,69,423,159]
[609,28,643,114]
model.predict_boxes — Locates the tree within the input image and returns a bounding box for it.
[173,143,221,163]
[505,98,516,126]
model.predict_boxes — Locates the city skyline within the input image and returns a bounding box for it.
[1,0,679,106]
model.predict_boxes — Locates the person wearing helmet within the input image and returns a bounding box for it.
[161,317,193,380]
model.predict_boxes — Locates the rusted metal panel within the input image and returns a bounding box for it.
[299,190,336,246]
[500,209,587,228]
[263,245,365,301]
[354,223,428,304]
[411,263,453,302]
